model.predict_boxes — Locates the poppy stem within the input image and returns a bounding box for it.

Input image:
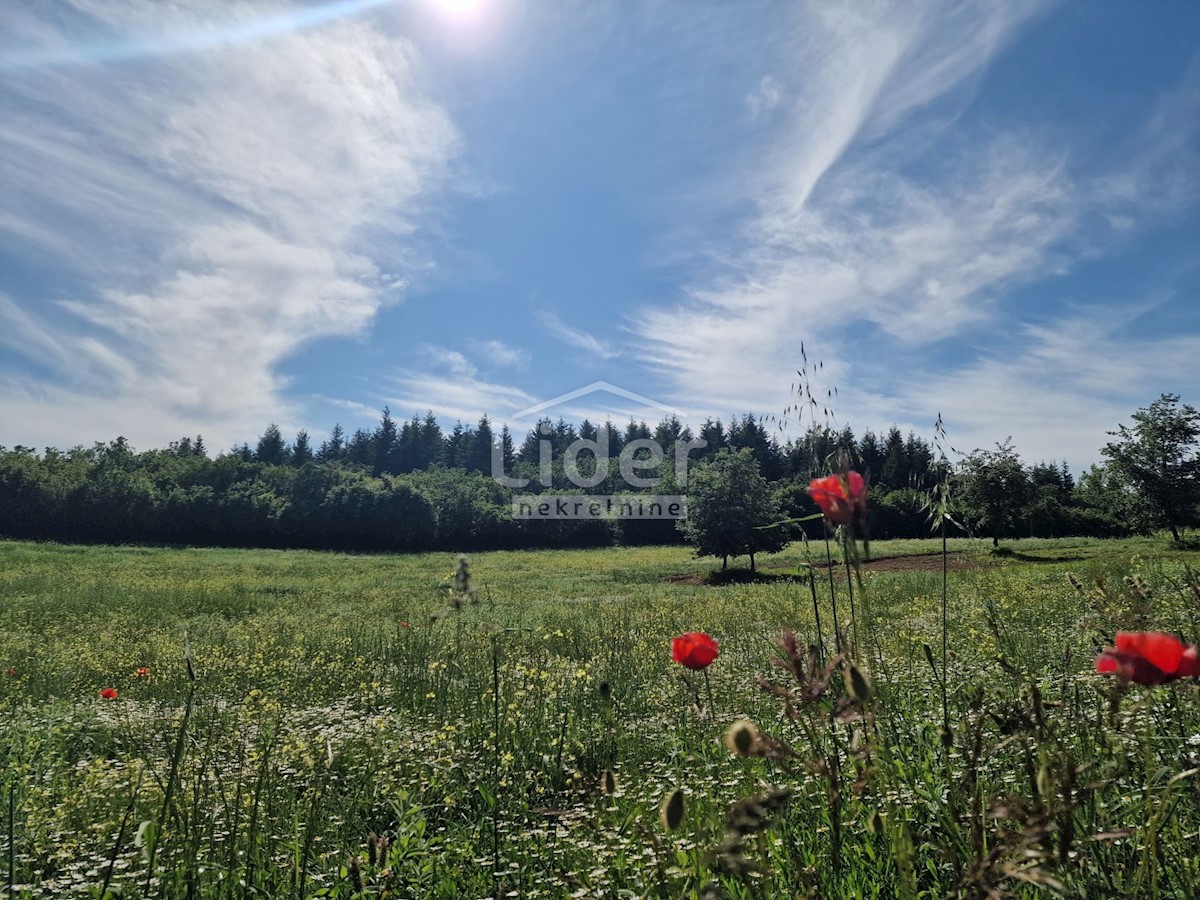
[842,528,858,657]
[823,530,841,653]
[702,667,715,720]
[808,565,825,665]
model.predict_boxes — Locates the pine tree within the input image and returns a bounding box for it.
[346,429,373,467]
[396,417,421,473]
[373,407,398,476]
[699,418,727,459]
[419,411,444,468]
[318,424,345,462]
[292,430,314,466]
[518,419,552,464]
[255,424,287,466]
[446,422,469,470]
[858,430,885,482]
[471,415,495,475]
[880,426,906,489]
[499,425,516,474]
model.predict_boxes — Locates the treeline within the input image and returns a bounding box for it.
[0,407,1166,552]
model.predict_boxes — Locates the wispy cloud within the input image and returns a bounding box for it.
[745,75,783,118]
[886,306,1200,466]
[0,1,456,451]
[384,370,537,425]
[469,338,529,369]
[418,343,478,378]
[537,309,620,360]
[630,0,1199,466]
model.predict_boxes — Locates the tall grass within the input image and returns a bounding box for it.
[0,537,1197,897]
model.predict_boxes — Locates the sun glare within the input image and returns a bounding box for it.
[434,0,482,16]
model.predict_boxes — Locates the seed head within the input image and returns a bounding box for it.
[723,719,759,756]
[660,788,686,832]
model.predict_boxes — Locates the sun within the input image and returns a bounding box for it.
[432,0,482,16]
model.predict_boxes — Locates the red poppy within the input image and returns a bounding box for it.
[808,471,868,526]
[3,667,15,677]
[135,667,150,677]
[672,632,719,670]
[400,622,411,629]
[1095,632,1200,686]
[99,687,119,700]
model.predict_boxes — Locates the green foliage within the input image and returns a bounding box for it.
[1102,393,1200,542]
[677,448,788,570]
[956,438,1034,547]
[872,487,929,539]
[4,400,1197,553]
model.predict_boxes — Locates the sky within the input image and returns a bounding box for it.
[1,0,1198,470]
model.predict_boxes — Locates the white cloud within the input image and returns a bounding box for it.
[384,370,537,424]
[745,75,783,118]
[418,343,478,378]
[630,0,1198,466]
[887,309,1200,468]
[469,338,529,369]
[537,309,619,360]
[0,1,457,451]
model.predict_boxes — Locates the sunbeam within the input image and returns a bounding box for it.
[0,0,401,71]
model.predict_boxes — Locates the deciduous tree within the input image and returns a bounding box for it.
[1102,393,1200,542]
[677,448,787,571]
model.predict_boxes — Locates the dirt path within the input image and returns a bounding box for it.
[667,551,985,585]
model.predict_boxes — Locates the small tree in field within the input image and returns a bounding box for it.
[957,438,1031,547]
[1102,393,1200,542]
[678,448,787,571]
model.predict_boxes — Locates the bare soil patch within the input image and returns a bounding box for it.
[667,551,986,586]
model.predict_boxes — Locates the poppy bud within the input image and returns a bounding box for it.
[660,788,686,832]
[1036,765,1052,802]
[723,719,759,756]
[867,810,884,835]
[846,663,873,703]
[600,770,618,796]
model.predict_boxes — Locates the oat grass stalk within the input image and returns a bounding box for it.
[491,635,502,892]
[144,634,197,898]
[100,770,143,900]
[6,778,13,897]
[805,565,826,664]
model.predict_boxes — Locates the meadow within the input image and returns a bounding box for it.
[1,536,1198,898]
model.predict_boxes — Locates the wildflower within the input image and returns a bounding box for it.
[135,667,150,677]
[99,687,118,700]
[3,667,15,677]
[672,632,719,670]
[400,621,411,629]
[808,471,868,526]
[1095,631,1200,686]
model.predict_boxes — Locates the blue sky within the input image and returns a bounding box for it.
[1,0,1198,469]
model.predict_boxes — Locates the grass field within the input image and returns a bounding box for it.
[1,536,1198,898]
